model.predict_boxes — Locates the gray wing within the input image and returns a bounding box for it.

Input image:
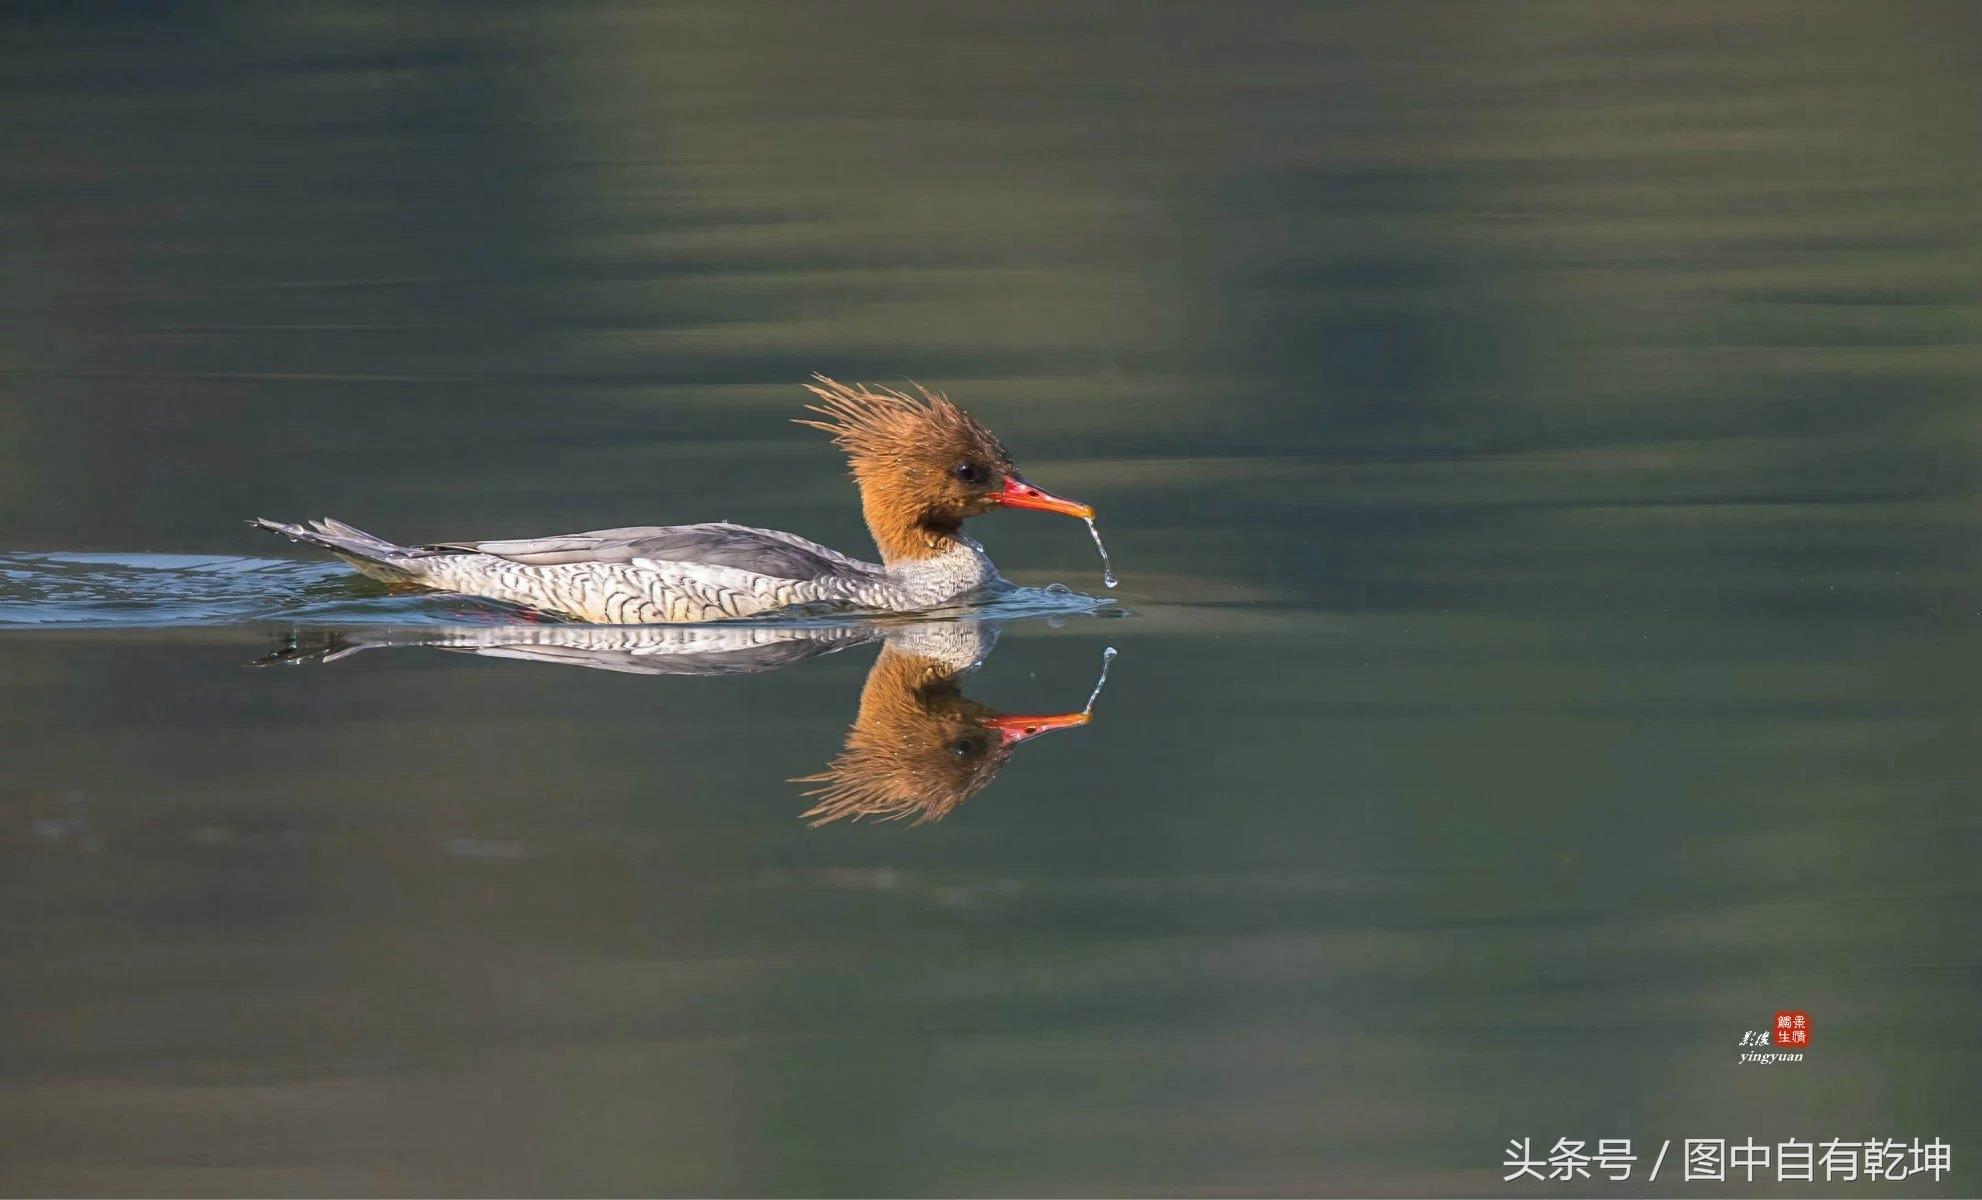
[428,522,880,582]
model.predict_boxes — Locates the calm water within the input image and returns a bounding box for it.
[4,4,1981,1195]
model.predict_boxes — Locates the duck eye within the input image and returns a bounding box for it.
[952,462,982,485]
[948,736,980,758]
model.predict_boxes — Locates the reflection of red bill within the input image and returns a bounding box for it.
[982,710,1090,747]
[1772,1010,1811,1047]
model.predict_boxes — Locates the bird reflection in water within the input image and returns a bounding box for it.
[261,619,1113,824]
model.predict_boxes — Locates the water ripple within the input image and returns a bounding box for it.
[0,551,1118,630]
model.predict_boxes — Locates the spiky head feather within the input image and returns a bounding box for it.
[797,376,1018,561]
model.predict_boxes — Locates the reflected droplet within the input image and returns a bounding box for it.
[1083,645,1118,713]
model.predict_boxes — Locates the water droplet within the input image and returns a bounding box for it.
[1082,517,1117,588]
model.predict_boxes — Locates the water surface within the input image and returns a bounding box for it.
[3,3,1980,1195]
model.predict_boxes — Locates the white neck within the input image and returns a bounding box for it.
[879,535,1000,608]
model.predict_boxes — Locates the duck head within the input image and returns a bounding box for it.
[799,375,1093,566]
[795,642,1089,825]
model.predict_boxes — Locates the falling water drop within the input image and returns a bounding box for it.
[1082,517,1117,588]
[1083,645,1118,714]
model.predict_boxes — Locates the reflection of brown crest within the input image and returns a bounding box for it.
[795,645,1012,825]
[796,634,1094,825]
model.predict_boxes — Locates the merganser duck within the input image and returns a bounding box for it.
[252,376,1096,624]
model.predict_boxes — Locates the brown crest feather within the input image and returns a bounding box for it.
[794,375,1015,564]
[796,375,988,461]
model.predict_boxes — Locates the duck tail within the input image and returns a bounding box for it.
[250,516,430,581]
